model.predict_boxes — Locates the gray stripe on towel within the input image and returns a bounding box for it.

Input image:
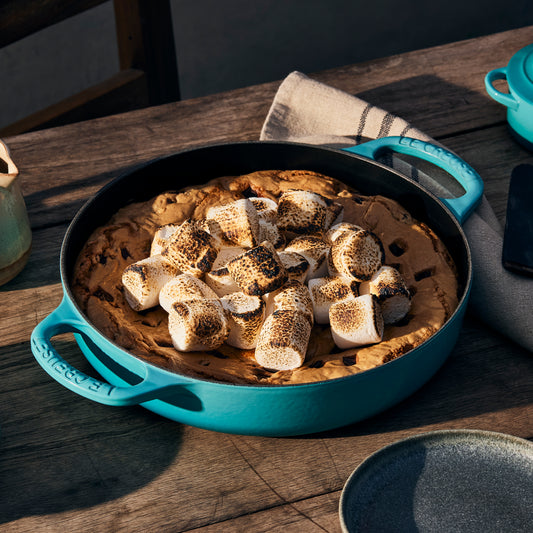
[400,124,412,137]
[378,112,395,138]
[355,103,373,144]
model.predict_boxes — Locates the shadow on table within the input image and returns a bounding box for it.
[0,337,184,525]
[313,314,533,439]
[22,167,121,228]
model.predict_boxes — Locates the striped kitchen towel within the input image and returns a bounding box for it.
[260,71,533,353]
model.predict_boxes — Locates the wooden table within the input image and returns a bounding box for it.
[1,26,532,532]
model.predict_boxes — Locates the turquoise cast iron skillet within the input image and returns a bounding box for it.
[30,138,483,436]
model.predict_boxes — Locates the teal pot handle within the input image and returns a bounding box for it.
[484,67,519,111]
[344,136,484,224]
[30,297,186,406]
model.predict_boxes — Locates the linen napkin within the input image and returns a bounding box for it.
[260,71,533,352]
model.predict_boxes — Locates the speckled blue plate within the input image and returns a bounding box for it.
[339,430,533,533]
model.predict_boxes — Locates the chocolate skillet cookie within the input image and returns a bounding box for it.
[72,170,459,385]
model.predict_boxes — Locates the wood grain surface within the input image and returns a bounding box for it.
[1,25,532,533]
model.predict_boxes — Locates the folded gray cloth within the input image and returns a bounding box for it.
[260,71,533,352]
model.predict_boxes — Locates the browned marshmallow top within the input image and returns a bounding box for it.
[162,220,218,276]
[227,241,288,296]
[277,189,329,235]
[72,169,459,385]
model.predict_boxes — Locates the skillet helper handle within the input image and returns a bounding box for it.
[485,67,519,111]
[31,298,175,406]
[344,136,484,224]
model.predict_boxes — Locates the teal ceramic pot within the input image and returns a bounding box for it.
[30,139,483,436]
[485,43,533,150]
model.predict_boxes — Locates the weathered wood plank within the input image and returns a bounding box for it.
[179,491,342,533]
[0,224,64,346]
[0,224,64,291]
[0,282,62,347]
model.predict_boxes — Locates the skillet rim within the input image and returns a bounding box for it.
[58,140,473,389]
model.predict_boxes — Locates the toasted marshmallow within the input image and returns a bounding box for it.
[277,251,310,283]
[258,219,285,250]
[329,294,384,349]
[325,222,362,244]
[255,309,312,370]
[308,275,358,324]
[328,229,383,281]
[326,249,339,277]
[197,217,230,246]
[161,219,219,277]
[206,198,260,248]
[277,190,329,236]
[264,280,314,325]
[211,245,246,270]
[150,224,180,256]
[168,298,229,352]
[284,235,329,281]
[324,201,344,230]
[249,197,278,223]
[227,241,288,296]
[220,292,266,349]
[185,228,244,296]
[359,266,411,324]
[122,255,179,311]
[205,266,241,297]
[159,273,218,313]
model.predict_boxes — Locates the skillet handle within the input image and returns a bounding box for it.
[343,136,484,224]
[31,298,183,406]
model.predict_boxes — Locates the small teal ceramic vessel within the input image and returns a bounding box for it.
[485,43,533,150]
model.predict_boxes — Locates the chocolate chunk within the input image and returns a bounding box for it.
[211,350,229,359]
[93,287,114,302]
[414,268,434,281]
[389,239,407,257]
[155,341,174,348]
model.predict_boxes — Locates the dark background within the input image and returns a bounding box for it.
[1,0,532,130]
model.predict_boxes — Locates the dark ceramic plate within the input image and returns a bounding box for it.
[339,430,533,532]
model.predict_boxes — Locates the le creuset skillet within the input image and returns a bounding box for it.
[30,137,483,436]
